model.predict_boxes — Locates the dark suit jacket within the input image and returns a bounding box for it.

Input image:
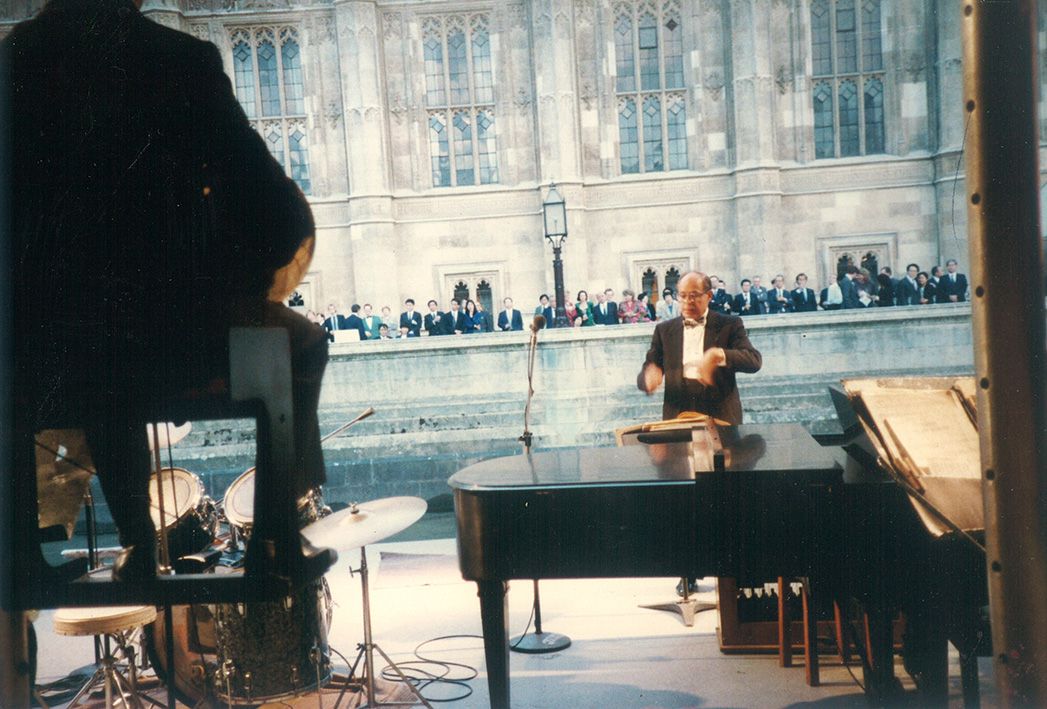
[323,315,349,332]
[766,288,793,314]
[917,282,937,305]
[592,302,619,325]
[636,313,762,425]
[895,277,919,306]
[732,291,761,316]
[497,309,523,331]
[442,310,466,335]
[938,273,968,302]
[791,288,817,312]
[7,0,313,401]
[480,311,495,333]
[840,276,862,309]
[424,311,445,336]
[400,311,422,337]
[709,289,733,314]
[345,314,367,340]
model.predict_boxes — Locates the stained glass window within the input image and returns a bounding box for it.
[230,27,311,194]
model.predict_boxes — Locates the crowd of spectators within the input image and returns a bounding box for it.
[303,259,968,342]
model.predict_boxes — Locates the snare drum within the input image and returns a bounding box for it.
[149,468,217,563]
[223,470,329,541]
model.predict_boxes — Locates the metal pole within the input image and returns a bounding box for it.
[552,245,569,328]
[962,1,1047,704]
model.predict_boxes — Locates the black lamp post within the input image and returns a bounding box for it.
[542,184,569,328]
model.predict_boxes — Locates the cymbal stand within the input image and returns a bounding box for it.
[342,546,432,708]
[148,423,177,709]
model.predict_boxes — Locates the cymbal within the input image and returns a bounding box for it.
[147,422,192,451]
[300,496,427,552]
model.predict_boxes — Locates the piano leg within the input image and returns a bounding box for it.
[862,604,903,704]
[477,580,510,709]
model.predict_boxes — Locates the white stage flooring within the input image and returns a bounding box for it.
[34,537,998,708]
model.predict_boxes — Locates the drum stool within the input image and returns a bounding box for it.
[53,605,159,709]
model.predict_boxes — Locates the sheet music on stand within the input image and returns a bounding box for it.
[842,377,984,542]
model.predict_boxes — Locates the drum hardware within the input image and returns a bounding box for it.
[297,497,429,708]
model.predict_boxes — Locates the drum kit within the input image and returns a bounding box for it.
[139,416,431,708]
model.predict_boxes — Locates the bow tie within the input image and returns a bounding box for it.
[684,317,705,329]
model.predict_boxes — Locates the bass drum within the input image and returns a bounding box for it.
[149,467,217,563]
[146,570,333,706]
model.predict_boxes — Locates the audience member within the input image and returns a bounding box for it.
[463,299,482,334]
[856,268,876,307]
[593,290,618,325]
[708,275,732,314]
[377,323,394,340]
[345,304,368,340]
[323,303,348,340]
[638,292,656,321]
[751,277,768,310]
[604,289,618,319]
[895,263,919,306]
[362,304,382,339]
[655,288,679,320]
[791,273,817,312]
[876,268,895,307]
[400,299,422,337]
[820,274,843,310]
[766,275,792,314]
[444,298,466,335]
[423,299,444,337]
[733,279,760,316]
[497,297,524,331]
[617,289,645,324]
[535,294,554,325]
[939,259,968,302]
[476,300,495,333]
[380,306,396,334]
[575,290,594,326]
[930,265,944,295]
[840,266,862,309]
[562,296,578,326]
[916,271,936,305]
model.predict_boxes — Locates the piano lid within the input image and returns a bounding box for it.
[448,423,842,492]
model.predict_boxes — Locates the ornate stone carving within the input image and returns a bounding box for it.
[699,0,720,17]
[507,3,527,27]
[310,14,335,43]
[189,23,209,41]
[325,101,343,128]
[775,66,791,94]
[364,106,382,122]
[388,95,408,124]
[579,80,598,111]
[705,72,724,101]
[906,52,926,81]
[382,11,402,40]
[233,0,291,9]
[514,87,532,114]
[575,0,596,26]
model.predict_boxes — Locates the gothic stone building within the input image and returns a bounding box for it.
[5,0,1046,314]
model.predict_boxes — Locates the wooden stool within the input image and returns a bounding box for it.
[53,605,159,709]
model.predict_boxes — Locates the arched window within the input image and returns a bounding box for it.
[664,267,681,295]
[613,1,687,174]
[837,253,855,280]
[231,27,311,194]
[810,0,885,159]
[476,280,493,314]
[453,281,470,303]
[860,251,879,275]
[642,268,659,302]
[423,15,498,187]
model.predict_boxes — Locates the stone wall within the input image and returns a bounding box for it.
[158,304,974,514]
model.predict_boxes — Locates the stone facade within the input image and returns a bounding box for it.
[7,0,1046,313]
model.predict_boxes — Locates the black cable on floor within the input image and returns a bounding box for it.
[370,634,482,703]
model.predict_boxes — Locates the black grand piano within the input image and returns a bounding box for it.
[448,423,987,708]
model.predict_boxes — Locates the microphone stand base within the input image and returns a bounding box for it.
[510,631,572,654]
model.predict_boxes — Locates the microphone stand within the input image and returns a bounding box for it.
[511,318,570,654]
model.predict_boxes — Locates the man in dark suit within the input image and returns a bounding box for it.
[6,0,327,579]
[938,259,968,302]
[766,275,793,314]
[322,304,349,340]
[840,266,863,309]
[423,299,445,337]
[708,276,733,314]
[400,299,422,337]
[791,273,818,312]
[345,304,368,340]
[732,279,762,316]
[895,263,920,305]
[637,272,762,425]
[497,297,524,331]
[477,301,495,332]
[751,277,769,313]
[534,294,554,325]
[592,291,619,325]
[442,298,466,335]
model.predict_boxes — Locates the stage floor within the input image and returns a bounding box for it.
[32,536,998,708]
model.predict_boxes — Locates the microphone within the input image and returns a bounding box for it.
[531,314,547,333]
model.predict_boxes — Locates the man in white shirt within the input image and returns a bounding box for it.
[820,274,844,310]
[497,297,523,331]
